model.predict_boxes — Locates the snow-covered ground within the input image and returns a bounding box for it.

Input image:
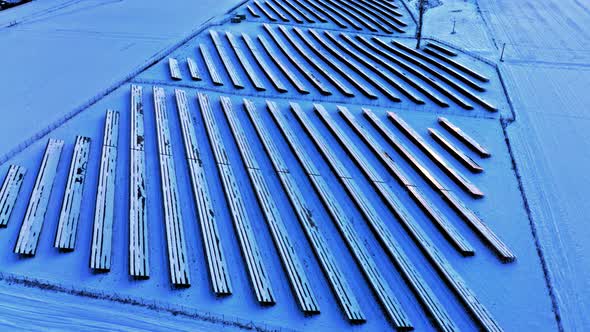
[503,65,590,330]
[404,0,497,56]
[0,0,242,159]
[0,0,588,330]
[0,280,247,331]
[419,0,590,330]
[401,1,590,328]
[476,0,590,330]
[0,84,556,330]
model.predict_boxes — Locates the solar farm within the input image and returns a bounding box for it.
[0,0,588,330]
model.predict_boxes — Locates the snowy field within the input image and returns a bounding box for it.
[480,0,590,330]
[501,55,590,332]
[0,0,588,331]
[0,84,555,330]
[0,0,243,158]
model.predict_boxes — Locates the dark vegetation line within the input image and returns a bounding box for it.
[1,0,83,29]
[489,19,563,325]
[473,0,499,49]
[397,0,417,24]
[0,273,289,332]
[499,117,564,332]
[399,0,563,323]
[396,4,564,325]
[0,0,31,11]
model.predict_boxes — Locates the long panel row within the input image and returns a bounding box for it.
[174,26,497,112]
[0,86,507,330]
[90,110,119,271]
[271,108,414,325]
[222,97,319,313]
[244,0,408,34]
[153,87,191,286]
[306,105,504,331]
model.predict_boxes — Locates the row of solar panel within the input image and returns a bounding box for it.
[163,26,494,111]
[245,0,407,34]
[0,85,505,330]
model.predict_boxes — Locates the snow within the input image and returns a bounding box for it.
[395,1,590,326]
[135,22,511,118]
[410,0,498,56]
[0,0,243,158]
[501,63,590,330]
[477,0,590,329]
[481,0,590,65]
[0,84,556,330]
[0,0,587,330]
[0,280,248,331]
